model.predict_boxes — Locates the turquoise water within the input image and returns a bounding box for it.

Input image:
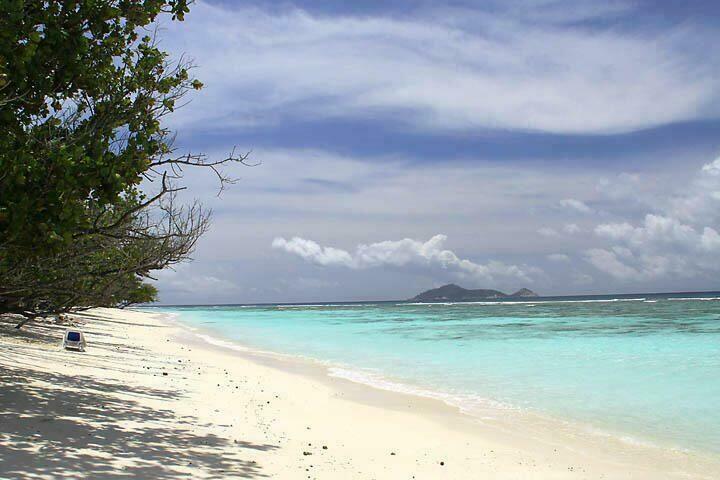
[153,294,720,454]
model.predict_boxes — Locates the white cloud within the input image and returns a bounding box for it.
[563,223,582,234]
[271,237,354,267]
[595,214,713,251]
[154,144,720,302]
[538,227,559,237]
[668,156,720,225]
[701,157,720,176]
[595,222,635,241]
[585,248,642,280]
[163,1,720,134]
[586,158,720,280]
[559,199,592,214]
[547,253,570,262]
[272,234,537,283]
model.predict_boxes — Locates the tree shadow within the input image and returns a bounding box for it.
[74,310,166,329]
[0,366,277,478]
[0,314,72,346]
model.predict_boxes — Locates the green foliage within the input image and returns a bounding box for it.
[0,0,195,251]
[121,282,159,307]
[0,1,247,323]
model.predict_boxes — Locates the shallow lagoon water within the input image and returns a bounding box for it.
[154,293,720,454]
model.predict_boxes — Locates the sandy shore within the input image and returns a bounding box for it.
[1,308,718,479]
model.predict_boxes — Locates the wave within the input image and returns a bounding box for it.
[275,304,379,309]
[193,332,253,353]
[169,311,698,455]
[668,297,720,301]
[326,366,676,452]
[327,366,513,418]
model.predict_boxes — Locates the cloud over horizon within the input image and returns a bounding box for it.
[272,234,537,283]
[144,0,720,303]
[585,158,720,281]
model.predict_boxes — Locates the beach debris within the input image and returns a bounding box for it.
[162,372,168,376]
[440,461,445,466]
[322,445,328,450]
[303,451,312,456]
[62,329,86,352]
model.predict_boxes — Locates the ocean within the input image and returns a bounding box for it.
[150,291,720,454]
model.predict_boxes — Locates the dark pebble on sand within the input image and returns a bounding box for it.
[303,451,312,456]
[162,372,168,376]
[440,461,445,466]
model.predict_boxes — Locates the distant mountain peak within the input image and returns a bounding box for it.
[510,288,538,297]
[410,284,538,302]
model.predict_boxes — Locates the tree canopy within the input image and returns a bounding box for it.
[0,1,247,325]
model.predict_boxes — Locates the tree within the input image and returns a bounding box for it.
[0,1,251,325]
[2,192,210,327]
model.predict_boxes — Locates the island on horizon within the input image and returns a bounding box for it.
[410,284,538,302]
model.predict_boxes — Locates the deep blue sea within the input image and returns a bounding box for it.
[150,292,720,454]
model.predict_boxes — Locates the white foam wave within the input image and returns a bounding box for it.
[194,332,253,353]
[275,304,378,308]
[327,367,513,418]
[668,297,720,301]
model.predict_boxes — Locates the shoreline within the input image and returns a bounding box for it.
[2,307,719,479]
[163,308,712,458]
[165,309,720,471]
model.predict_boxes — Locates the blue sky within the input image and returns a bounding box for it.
[152,0,720,304]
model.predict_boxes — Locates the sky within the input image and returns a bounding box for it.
[150,0,720,304]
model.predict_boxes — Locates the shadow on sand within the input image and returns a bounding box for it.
[0,366,277,478]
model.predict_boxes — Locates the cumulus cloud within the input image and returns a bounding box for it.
[589,215,720,280]
[701,158,720,176]
[273,234,536,282]
[271,237,354,267]
[559,199,592,214]
[586,157,720,280]
[162,1,720,135]
[585,248,642,280]
[668,157,720,225]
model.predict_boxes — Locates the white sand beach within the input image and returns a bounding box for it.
[1,308,718,479]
